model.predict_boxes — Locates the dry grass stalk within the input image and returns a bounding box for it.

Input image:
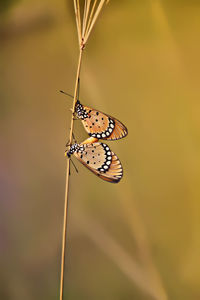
[85,0,98,35]
[73,0,108,49]
[84,0,106,43]
[59,1,109,300]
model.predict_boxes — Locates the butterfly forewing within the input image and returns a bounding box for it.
[75,101,128,141]
[73,142,123,183]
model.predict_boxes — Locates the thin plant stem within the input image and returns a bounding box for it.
[59,48,83,300]
[82,0,91,38]
[59,1,109,299]
[74,0,82,44]
[84,0,106,43]
[85,0,98,38]
[82,0,87,37]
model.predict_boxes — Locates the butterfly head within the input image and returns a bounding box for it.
[75,100,89,119]
[66,143,79,157]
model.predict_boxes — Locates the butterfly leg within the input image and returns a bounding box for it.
[77,77,80,100]
[72,132,77,143]
[65,131,77,148]
[73,114,81,121]
[72,77,81,121]
[65,139,70,147]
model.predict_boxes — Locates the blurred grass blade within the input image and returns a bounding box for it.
[75,210,165,300]
[117,181,168,300]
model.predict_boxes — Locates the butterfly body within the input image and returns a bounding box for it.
[75,100,128,141]
[75,100,89,119]
[67,141,123,183]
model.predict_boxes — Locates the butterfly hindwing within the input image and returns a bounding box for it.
[69,142,123,183]
[75,101,128,141]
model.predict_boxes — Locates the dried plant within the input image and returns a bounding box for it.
[59,1,109,299]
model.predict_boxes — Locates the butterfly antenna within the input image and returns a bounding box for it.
[70,159,79,173]
[60,90,80,102]
[60,90,74,99]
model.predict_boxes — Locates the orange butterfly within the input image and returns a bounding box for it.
[66,139,123,183]
[74,100,128,141]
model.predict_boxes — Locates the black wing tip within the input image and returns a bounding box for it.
[112,176,123,183]
[103,176,123,183]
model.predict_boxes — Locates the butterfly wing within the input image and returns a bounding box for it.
[73,142,123,183]
[75,102,128,141]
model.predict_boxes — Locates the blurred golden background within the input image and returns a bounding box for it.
[1,0,200,299]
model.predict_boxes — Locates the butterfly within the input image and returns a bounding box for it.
[66,140,123,183]
[74,100,128,141]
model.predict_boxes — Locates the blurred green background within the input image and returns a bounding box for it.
[1,0,200,299]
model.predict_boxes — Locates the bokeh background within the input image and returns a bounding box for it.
[1,0,200,299]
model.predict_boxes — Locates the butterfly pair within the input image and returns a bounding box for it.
[66,98,128,183]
